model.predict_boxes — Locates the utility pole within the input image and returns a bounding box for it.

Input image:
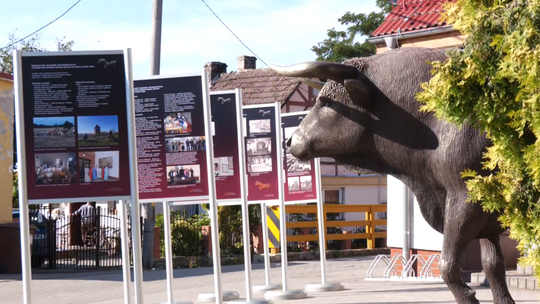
[141,0,163,269]
[150,0,163,75]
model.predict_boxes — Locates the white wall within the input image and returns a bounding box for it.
[95,151,119,178]
[386,175,443,251]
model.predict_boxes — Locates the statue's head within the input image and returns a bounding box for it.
[271,61,376,161]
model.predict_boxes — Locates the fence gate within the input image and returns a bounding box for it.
[32,205,127,270]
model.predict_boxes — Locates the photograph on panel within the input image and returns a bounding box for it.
[165,136,206,152]
[283,126,298,153]
[33,116,76,149]
[249,119,271,135]
[77,115,119,147]
[35,152,77,185]
[78,151,120,182]
[247,155,272,173]
[166,164,201,185]
[164,112,192,135]
[286,153,311,172]
[300,175,313,191]
[214,156,234,177]
[287,176,301,192]
[246,137,271,156]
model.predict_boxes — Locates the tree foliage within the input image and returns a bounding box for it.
[0,31,74,74]
[311,0,393,62]
[416,0,540,279]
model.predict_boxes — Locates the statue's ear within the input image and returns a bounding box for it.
[344,79,371,108]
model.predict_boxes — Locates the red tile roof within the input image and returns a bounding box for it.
[210,69,300,105]
[370,0,455,37]
[0,72,13,81]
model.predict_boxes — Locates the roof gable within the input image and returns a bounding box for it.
[210,68,300,105]
[371,0,455,37]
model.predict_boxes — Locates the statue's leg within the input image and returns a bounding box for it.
[440,195,488,304]
[480,235,515,304]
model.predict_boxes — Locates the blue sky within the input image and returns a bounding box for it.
[34,116,74,126]
[77,115,118,133]
[0,0,379,78]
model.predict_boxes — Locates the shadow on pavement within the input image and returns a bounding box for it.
[0,261,309,282]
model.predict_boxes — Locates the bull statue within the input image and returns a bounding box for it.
[270,47,514,304]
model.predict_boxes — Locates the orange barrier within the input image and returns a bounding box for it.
[282,204,387,249]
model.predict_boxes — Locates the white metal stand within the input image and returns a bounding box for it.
[263,103,306,301]
[118,200,133,304]
[230,89,272,304]
[304,158,344,293]
[13,49,33,304]
[253,202,281,295]
[197,72,238,304]
[156,201,193,304]
[125,48,145,304]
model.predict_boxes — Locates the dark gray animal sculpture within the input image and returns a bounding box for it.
[270,47,514,304]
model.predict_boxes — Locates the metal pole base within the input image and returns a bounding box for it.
[264,290,307,301]
[305,282,344,292]
[227,299,274,304]
[197,291,240,302]
[252,284,281,295]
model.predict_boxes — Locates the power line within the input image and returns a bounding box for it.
[199,0,313,96]
[200,0,269,68]
[0,0,83,51]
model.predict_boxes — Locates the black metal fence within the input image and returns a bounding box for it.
[32,205,128,270]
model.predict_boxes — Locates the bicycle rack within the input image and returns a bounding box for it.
[365,253,443,282]
[400,254,427,278]
[365,254,391,279]
[383,254,408,279]
[419,254,441,279]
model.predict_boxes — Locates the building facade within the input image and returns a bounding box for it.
[0,72,14,223]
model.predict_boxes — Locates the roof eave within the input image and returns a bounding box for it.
[367,25,456,44]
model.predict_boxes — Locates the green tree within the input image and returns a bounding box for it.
[416,0,540,279]
[311,0,393,62]
[63,120,74,129]
[0,31,74,74]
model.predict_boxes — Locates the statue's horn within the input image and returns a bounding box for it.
[299,78,325,91]
[268,61,358,83]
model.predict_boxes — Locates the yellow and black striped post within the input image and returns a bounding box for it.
[267,206,281,253]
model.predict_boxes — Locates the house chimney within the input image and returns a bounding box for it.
[237,56,256,70]
[204,61,228,84]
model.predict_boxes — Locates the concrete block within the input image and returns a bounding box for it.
[510,277,518,289]
[518,277,528,289]
[526,278,538,291]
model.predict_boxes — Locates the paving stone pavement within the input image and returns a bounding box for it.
[0,256,538,304]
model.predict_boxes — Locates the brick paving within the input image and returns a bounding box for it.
[0,256,538,304]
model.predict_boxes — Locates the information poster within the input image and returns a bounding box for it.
[134,75,209,201]
[282,112,318,202]
[243,105,279,201]
[20,52,131,201]
[211,91,241,200]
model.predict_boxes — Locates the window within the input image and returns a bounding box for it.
[324,189,340,204]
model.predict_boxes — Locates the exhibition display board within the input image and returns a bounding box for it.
[281,111,318,203]
[210,91,242,201]
[242,105,279,202]
[14,49,141,304]
[134,75,209,202]
[20,51,132,203]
